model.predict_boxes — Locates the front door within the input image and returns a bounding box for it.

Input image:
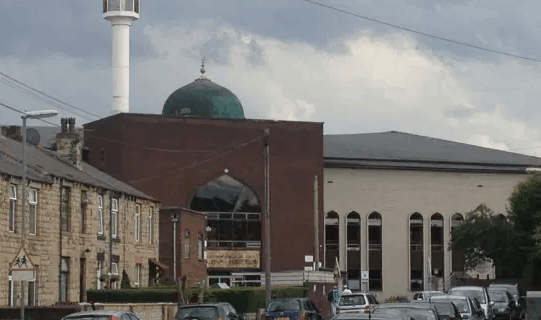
[80,258,86,302]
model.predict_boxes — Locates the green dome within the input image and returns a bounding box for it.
[162,76,245,119]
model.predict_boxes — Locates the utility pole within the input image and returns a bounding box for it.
[264,128,271,302]
[314,175,319,271]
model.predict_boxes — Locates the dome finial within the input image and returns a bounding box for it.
[200,57,206,78]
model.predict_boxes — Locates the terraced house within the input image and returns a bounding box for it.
[0,118,162,307]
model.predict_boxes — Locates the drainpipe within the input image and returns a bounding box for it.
[171,212,179,281]
[109,192,113,289]
[58,180,63,301]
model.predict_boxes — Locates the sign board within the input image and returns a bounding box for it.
[305,255,314,263]
[10,247,36,281]
[361,271,369,280]
[304,266,313,271]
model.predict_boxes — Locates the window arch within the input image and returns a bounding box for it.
[190,175,261,249]
[451,213,464,228]
[451,213,465,272]
[325,211,339,268]
[347,212,361,248]
[409,212,423,291]
[368,212,382,250]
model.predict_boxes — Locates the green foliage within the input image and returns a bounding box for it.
[86,286,308,313]
[450,174,541,279]
[384,296,409,303]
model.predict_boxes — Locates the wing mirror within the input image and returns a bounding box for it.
[490,301,495,306]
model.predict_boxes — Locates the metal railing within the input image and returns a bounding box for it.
[410,244,422,251]
[431,244,443,251]
[103,0,139,13]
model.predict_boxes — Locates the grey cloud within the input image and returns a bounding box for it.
[444,105,475,119]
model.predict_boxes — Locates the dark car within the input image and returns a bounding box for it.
[62,310,140,320]
[175,302,244,320]
[488,290,519,320]
[489,284,525,320]
[374,303,440,320]
[411,299,463,320]
[264,297,322,320]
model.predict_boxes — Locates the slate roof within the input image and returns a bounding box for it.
[324,131,541,173]
[0,135,155,200]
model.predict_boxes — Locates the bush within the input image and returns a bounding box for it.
[86,286,309,313]
[384,296,410,303]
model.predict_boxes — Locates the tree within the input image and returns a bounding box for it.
[450,174,541,279]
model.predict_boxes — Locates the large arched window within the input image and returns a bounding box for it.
[410,212,424,291]
[346,212,361,291]
[347,212,361,249]
[451,213,465,272]
[430,213,444,281]
[190,175,261,249]
[368,212,382,291]
[325,211,339,268]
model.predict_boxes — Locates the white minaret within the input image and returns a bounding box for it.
[103,0,140,114]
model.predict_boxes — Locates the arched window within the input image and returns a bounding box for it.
[190,175,261,249]
[451,213,465,272]
[409,212,423,291]
[346,212,361,291]
[368,212,383,291]
[325,211,339,268]
[347,212,361,248]
[451,213,464,229]
[430,213,444,279]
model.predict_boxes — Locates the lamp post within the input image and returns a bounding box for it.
[171,213,179,281]
[20,110,57,320]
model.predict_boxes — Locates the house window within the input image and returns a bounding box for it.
[60,187,71,232]
[112,198,118,238]
[198,236,204,260]
[97,262,102,290]
[28,278,36,306]
[111,261,119,290]
[135,264,142,287]
[81,190,88,234]
[97,195,104,235]
[135,204,141,242]
[184,229,191,259]
[148,207,153,244]
[9,185,16,233]
[28,189,38,235]
[60,257,69,301]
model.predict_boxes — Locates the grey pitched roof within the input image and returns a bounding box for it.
[324,131,541,173]
[0,135,155,200]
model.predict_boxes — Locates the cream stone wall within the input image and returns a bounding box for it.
[0,176,160,307]
[324,168,528,300]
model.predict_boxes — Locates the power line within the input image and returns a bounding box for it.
[0,71,101,120]
[128,136,263,184]
[302,0,541,63]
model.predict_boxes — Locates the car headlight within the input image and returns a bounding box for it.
[497,308,508,312]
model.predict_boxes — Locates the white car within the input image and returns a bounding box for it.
[336,293,379,314]
[449,286,494,320]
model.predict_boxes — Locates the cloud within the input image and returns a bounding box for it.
[2,18,541,158]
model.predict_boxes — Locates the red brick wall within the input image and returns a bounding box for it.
[84,114,324,274]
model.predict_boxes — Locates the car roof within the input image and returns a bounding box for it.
[431,295,468,300]
[179,303,228,307]
[450,286,484,291]
[64,310,128,317]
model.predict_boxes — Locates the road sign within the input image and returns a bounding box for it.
[305,255,314,263]
[361,271,369,280]
[10,247,35,281]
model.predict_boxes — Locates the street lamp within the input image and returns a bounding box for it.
[20,110,57,320]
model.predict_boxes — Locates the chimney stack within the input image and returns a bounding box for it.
[55,117,83,169]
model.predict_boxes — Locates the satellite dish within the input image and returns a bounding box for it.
[26,128,41,146]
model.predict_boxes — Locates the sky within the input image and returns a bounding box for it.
[1,0,541,155]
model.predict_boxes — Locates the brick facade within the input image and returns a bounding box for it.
[0,172,160,306]
[83,114,324,280]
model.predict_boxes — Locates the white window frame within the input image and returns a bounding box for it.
[112,198,118,238]
[27,276,36,307]
[135,264,141,287]
[9,185,17,233]
[148,207,153,244]
[111,262,119,290]
[97,195,104,235]
[28,189,38,235]
[135,204,141,242]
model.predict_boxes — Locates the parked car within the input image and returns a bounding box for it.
[336,292,379,314]
[430,295,485,320]
[333,311,412,320]
[175,302,244,320]
[62,310,140,320]
[414,291,447,301]
[411,299,463,320]
[374,303,440,320]
[264,297,323,320]
[449,286,494,320]
[489,284,525,320]
[488,290,519,320]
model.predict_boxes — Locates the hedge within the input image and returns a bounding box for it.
[87,285,309,313]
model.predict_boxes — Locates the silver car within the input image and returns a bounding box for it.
[431,295,485,320]
[336,292,379,314]
[449,286,494,320]
[62,310,141,320]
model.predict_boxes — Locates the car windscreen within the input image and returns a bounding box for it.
[339,295,366,306]
[450,289,486,304]
[492,286,519,298]
[431,302,454,316]
[176,306,219,320]
[446,299,470,314]
[489,291,509,303]
[267,300,302,312]
[64,316,111,320]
